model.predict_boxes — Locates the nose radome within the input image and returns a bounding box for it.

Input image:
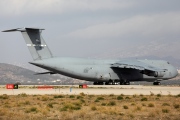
[172,68,178,77]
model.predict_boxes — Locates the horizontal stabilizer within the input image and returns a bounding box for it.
[34,71,56,75]
[2,28,44,32]
[2,28,22,32]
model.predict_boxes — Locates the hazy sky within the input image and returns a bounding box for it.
[0,0,180,64]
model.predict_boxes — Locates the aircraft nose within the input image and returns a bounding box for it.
[172,68,178,77]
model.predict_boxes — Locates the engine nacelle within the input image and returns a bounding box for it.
[154,71,165,77]
[142,70,165,77]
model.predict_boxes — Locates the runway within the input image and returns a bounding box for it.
[0,85,179,95]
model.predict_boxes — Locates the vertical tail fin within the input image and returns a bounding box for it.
[2,28,53,60]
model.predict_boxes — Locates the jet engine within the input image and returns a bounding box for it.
[153,71,165,77]
[142,70,165,77]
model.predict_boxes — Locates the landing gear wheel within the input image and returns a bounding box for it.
[105,82,109,85]
[105,80,119,85]
[93,82,98,85]
[114,82,119,85]
[120,82,124,85]
[93,82,103,85]
[114,80,120,85]
[108,81,113,85]
[125,82,130,85]
[120,79,130,85]
[153,81,161,85]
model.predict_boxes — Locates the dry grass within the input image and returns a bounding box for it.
[0,93,179,120]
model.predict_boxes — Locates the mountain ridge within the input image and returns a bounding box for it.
[0,63,89,85]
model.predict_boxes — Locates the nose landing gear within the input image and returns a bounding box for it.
[153,81,161,85]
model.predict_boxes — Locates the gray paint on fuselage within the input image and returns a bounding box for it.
[30,57,178,82]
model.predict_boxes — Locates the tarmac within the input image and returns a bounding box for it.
[0,85,180,95]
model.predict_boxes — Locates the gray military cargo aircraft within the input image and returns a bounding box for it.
[2,28,178,85]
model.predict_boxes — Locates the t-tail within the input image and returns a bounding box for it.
[2,28,53,61]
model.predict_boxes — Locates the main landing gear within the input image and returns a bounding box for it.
[120,81,130,85]
[153,81,161,85]
[119,79,130,85]
[105,80,119,85]
[93,80,130,85]
[93,82,104,85]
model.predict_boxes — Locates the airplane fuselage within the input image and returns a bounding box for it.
[30,57,178,83]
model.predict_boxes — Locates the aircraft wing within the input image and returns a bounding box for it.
[111,60,166,72]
